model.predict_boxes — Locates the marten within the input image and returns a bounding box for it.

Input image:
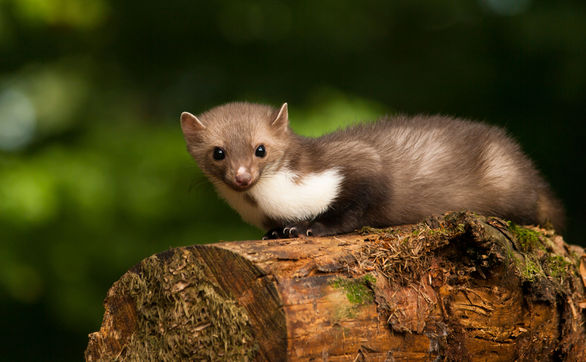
[180,102,564,238]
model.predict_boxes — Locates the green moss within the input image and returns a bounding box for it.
[330,275,375,305]
[544,255,571,280]
[507,221,542,252]
[503,223,573,287]
[519,257,544,282]
[502,238,541,283]
[117,249,257,361]
[363,274,376,284]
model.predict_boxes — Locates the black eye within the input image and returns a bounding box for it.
[213,147,225,160]
[255,144,266,158]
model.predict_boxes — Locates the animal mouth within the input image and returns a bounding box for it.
[228,179,256,192]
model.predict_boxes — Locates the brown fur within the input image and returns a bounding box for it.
[181,102,565,237]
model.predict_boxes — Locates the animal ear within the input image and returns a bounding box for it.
[270,103,289,131]
[180,112,206,134]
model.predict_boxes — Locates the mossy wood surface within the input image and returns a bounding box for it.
[85,212,586,361]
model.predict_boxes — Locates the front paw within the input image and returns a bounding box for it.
[282,225,309,238]
[263,222,314,239]
[263,227,285,240]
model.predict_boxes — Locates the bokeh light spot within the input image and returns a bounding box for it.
[0,88,36,151]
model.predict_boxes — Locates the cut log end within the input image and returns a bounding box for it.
[86,248,286,361]
[86,211,586,361]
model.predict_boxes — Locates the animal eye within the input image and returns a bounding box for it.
[213,147,225,160]
[255,145,266,158]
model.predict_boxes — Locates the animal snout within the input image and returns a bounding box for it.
[235,167,252,187]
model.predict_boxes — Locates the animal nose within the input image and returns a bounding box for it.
[235,168,252,186]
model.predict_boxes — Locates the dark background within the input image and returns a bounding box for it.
[0,0,584,360]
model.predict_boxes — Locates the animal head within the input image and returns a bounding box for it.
[180,102,291,191]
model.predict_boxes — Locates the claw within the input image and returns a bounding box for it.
[306,229,313,236]
[289,227,298,237]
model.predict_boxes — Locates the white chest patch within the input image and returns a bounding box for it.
[214,168,343,229]
[250,168,343,223]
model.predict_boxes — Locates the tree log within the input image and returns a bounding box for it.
[85,212,586,361]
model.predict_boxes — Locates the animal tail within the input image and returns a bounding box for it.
[536,188,565,231]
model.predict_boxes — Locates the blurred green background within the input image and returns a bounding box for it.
[1,0,584,360]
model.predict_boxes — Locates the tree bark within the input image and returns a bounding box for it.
[85,211,586,361]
